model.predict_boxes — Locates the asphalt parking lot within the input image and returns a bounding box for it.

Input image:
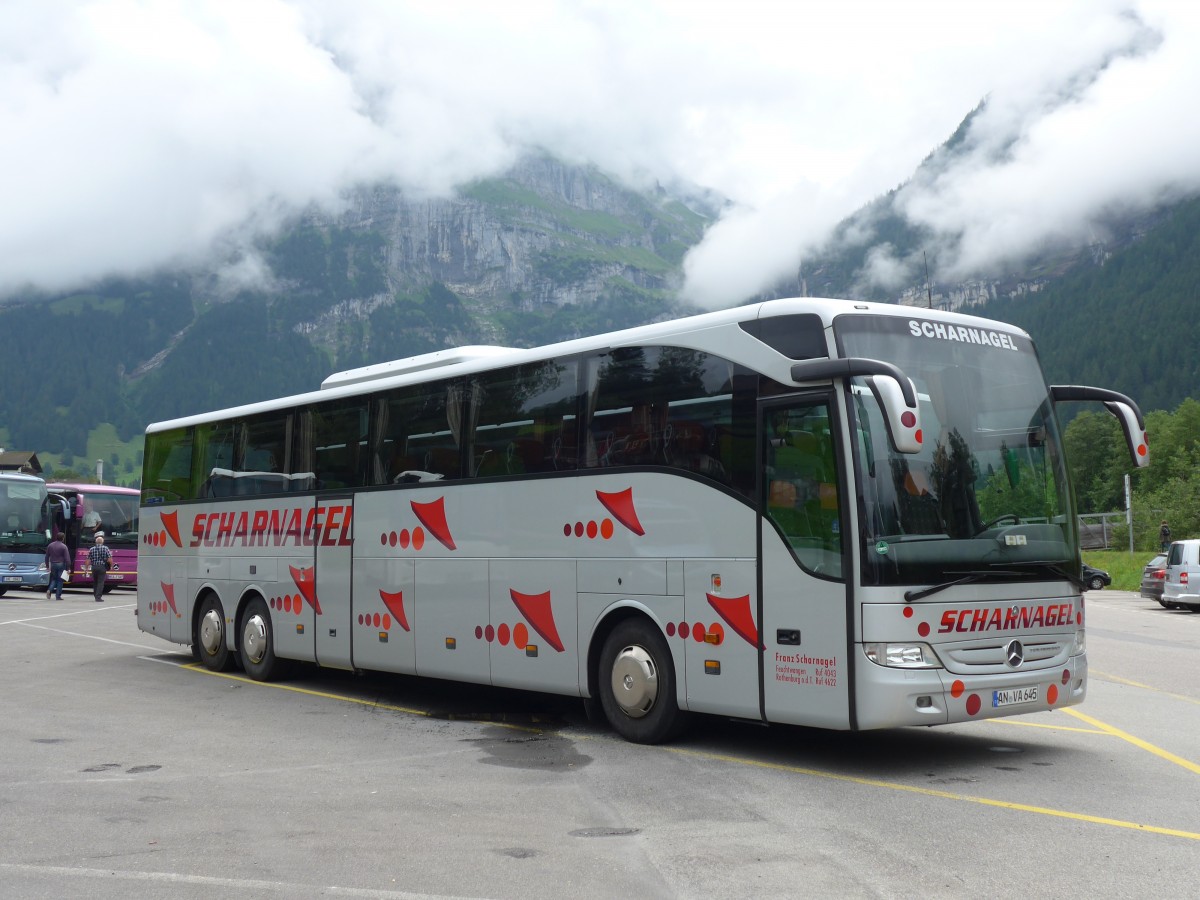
[1,586,1196,898]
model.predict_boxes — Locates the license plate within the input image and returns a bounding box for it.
[993,686,1039,707]
[107,573,123,580]
[3,575,21,583]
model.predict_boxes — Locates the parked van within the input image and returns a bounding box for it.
[1162,539,1200,611]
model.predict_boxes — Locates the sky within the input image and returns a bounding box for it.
[2,0,1198,308]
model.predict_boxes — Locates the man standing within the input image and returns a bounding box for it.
[88,532,113,602]
[1160,520,1172,552]
[45,531,72,600]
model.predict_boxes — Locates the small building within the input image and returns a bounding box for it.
[0,450,43,475]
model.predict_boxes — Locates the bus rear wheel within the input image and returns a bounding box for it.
[598,618,686,744]
[238,597,283,681]
[196,594,233,672]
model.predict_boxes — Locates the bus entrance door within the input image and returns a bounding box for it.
[314,495,354,671]
[758,396,852,729]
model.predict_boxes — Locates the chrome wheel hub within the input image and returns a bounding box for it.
[242,614,267,665]
[199,608,224,655]
[610,645,657,718]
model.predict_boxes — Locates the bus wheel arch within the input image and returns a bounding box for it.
[592,611,687,744]
[194,591,234,672]
[236,593,285,681]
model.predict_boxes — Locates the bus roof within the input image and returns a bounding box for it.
[0,472,45,485]
[45,483,140,495]
[145,297,1033,434]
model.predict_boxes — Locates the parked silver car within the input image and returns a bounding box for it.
[1162,540,1200,612]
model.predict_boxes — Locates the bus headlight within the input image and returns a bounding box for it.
[863,643,942,668]
[1071,628,1085,656]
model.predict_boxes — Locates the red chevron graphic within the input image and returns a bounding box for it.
[160,581,177,615]
[411,497,456,550]
[707,593,761,649]
[289,565,322,615]
[509,589,565,652]
[160,510,182,547]
[595,488,645,536]
[379,589,410,632]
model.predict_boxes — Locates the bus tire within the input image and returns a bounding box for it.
[196,594,234,672]
[238,597,283,681]
[598,618,687,744]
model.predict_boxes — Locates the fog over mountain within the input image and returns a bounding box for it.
[2,1,1198,308]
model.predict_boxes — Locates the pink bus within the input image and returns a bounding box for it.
[45,483,140,592]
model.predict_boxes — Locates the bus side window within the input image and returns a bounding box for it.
[142,427,193,502]
[469,360,579,479]
[373,381,460,484]
[192,422,239,499]
[308,400,369,490]
[764,405,842,579]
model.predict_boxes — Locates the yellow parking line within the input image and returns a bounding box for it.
[181,663,433,718]
[991,717,1105,734]
[173,661,1200,841]
[1062,707,1200,775]
[1091,669,1200,706]
[664,745,1200,840]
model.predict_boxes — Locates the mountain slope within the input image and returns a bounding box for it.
[0,157,712,457]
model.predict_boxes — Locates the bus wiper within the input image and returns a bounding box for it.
[905,563,1086,603]
[904,573,991,603]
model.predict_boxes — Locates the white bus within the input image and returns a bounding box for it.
[137,298,1146,743]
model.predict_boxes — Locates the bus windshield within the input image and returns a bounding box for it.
[835,313,1076,586]
[0,479,50,552]
[81,491,141,549]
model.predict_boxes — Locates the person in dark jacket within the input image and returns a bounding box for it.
[1160,521,1172,552]
[87,532,113,602]
[45,532,72,601]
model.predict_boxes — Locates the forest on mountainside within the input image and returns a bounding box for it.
[978,194,1200,417]
[1065,398,1200,547]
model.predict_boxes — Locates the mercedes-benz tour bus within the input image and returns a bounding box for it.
[136,299,1146,743]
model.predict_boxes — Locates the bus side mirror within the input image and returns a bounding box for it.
[1050,385,1148,468]
[791,357,922,454]
[866,374,922,454]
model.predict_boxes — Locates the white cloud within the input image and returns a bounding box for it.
[0,0,1196,305]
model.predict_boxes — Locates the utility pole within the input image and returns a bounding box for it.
[1125,473,1133,553]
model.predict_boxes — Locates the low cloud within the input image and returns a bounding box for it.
[1,1,1196,308]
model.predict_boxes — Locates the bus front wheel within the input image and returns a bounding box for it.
[196,594,233,672]
[598,618,686,744]
[238,597,283,681]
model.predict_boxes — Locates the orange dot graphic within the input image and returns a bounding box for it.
[1047,684,1058,705]
[708,622,724,645]
[513,623,529,649]
[412,528,425,550]
[950,680,965,698]
[600,518,614,539]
